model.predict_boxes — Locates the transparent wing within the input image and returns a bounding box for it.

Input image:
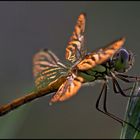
[76,37,126,71]
[65,13,86,63]
[50,75,84,104]
[33,49,67,89]
[33,49,60,77]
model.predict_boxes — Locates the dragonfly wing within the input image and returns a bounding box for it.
[65,13,86,63]
[35,66,67,90]
[33,49,67,89]
[50,76,84,104]
[33,49,59,77]
[77,37,126,71]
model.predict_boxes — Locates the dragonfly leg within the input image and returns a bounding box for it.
[116,73,140,79]
[116,73,140,83]
[95,82,124,126]
[112,80,133,94]
[95,81,140,132]
[112,76,140,97]
[111,72,140,97]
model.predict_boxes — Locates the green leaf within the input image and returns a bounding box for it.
[120,82,140,139]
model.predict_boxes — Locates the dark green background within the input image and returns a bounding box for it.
[0,1,140,139]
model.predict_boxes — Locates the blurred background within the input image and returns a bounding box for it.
[0,1,140,139]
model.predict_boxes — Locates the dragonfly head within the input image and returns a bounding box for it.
[112,48,134,73]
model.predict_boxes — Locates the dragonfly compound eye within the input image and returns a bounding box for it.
[113,48,133,73]
[119,48,129,62]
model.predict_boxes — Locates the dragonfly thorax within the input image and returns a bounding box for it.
[74,48,134,84]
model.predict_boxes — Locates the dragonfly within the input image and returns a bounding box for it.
[0,13,140,131]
